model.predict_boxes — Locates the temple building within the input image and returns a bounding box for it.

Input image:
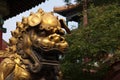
[54,3,83,26]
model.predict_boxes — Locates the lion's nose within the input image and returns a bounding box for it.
[54,36,60,43]
[49,35,65,43]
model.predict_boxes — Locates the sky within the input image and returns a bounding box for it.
[3,0,78,42]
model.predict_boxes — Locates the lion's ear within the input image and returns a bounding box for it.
[59,19,71,34]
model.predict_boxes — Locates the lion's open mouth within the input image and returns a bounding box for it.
[32,46,63,66]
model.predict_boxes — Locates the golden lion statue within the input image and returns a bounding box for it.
[0,9,70,80]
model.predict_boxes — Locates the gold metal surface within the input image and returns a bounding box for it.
[0,8,70,80]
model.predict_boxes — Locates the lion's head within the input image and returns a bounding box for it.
[7,9,70,73]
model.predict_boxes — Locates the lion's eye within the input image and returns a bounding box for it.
[39,25,43,30]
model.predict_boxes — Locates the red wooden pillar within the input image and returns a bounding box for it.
[0,30,2,50]
[0,17,3,50]
[83,0,88,27]
[0,31,2,63]
[0,18,6,50]
[0,18,6,62]
[0,26,3,62]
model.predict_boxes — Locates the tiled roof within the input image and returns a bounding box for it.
[3,0,45,20]
[54,3,83,22]
[54,3,82,16]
